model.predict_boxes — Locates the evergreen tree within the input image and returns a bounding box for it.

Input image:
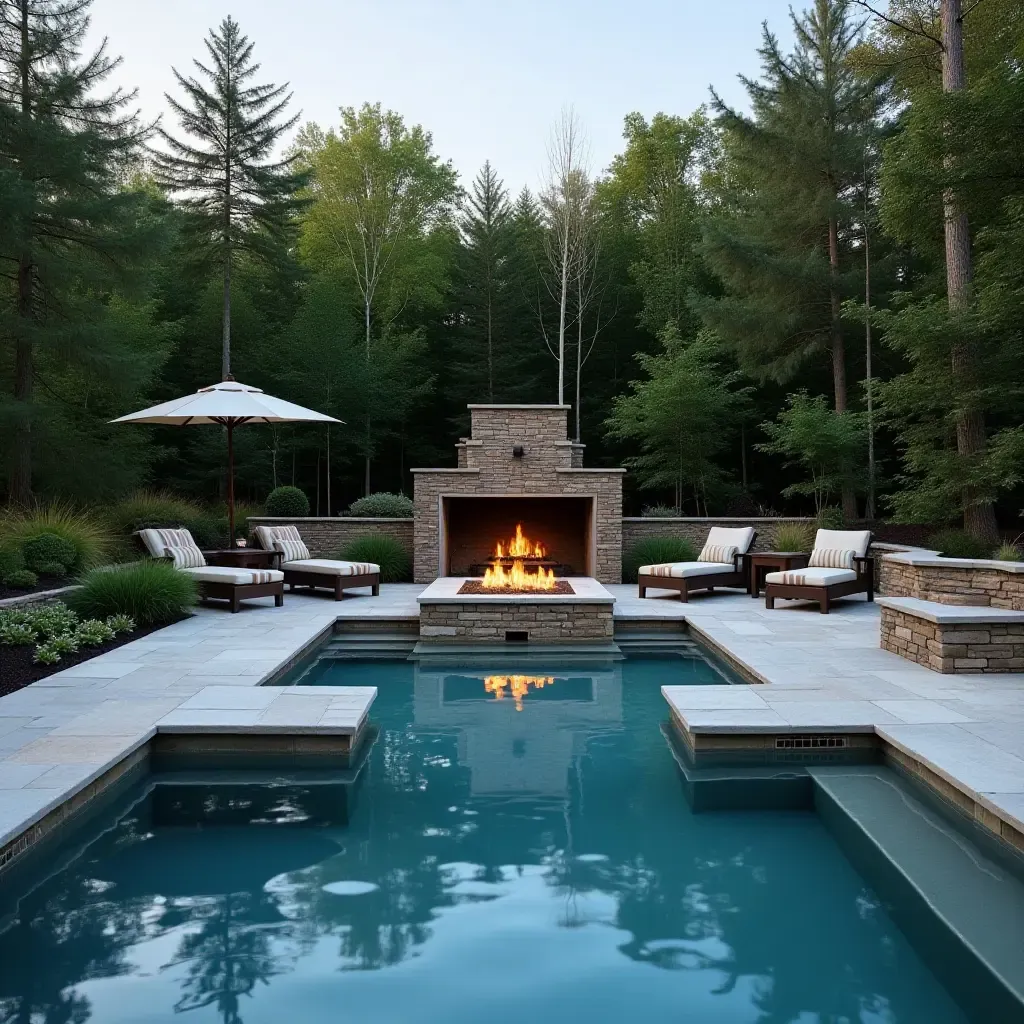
[452,161,517,403]
[155,16,303,380]
[701,0,884,519]
[0,0,157,502]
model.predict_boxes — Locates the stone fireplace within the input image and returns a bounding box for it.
[412,405,624,584]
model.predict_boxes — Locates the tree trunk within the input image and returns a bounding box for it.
[941,0,998,542]
[486,282,494,402]
[557,231,568,404]
[828,214,857,521]
[575,298,583,442]
[10,0,32,505]
[222,59,232,380]
[364,296,372,496]
[864,162,876,521]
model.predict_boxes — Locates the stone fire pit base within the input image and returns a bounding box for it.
[417,577,614,643]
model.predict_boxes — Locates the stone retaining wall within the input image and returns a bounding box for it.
[248,517,413,560]
[880,604,1024,673]
[879,557,1024,610]
[622,518,815,553]
[419,601,614,642]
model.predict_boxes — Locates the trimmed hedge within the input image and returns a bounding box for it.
[348,492,414,518]
[266,486,310,517]
[927,529,992,560]
[23,533,78,575]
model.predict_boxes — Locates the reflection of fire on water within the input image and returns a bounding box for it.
[484,674,556,711]
[482,523,556,591]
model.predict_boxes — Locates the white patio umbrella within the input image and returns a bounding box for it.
[112,379,342,541]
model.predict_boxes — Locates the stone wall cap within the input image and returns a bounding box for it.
[417,576,615,604]
[622,516,815,522]
[467,404,570,410]
[878,596,1024,623]
[248,516,414,523]
[410,468,481,474]
[882,550,1024,573]
[556,467,628,474]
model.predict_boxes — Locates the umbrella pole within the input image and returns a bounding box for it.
[226,420,235,544]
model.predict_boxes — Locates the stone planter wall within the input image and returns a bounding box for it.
[879,555,1024,609]
[247,517,413,560]
[879,600,1024,673]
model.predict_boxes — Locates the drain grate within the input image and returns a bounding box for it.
[775,735,849,750]
[505,630,529,643]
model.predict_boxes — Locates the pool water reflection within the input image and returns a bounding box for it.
[0,653,970,1023]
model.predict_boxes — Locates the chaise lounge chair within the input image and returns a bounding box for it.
[137,528,284,613]
[763,529,873,614]
[638,526,756,601]
[252,525,380,600]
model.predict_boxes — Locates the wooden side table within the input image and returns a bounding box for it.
[203,548,281,570]
[749,552,809,598]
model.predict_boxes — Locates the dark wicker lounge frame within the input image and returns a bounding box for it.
[249,535,380,600]
[132,533,284,613]
[638,541,756,602]
[763,554,875,614]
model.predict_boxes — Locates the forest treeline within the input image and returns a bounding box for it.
[1,0,1022,537]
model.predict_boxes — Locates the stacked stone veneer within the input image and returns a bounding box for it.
[420,601,614,641]
[879,556,1024,609]
[412,406,624,584]
[880,603,1024,673]
[248,517,413,560]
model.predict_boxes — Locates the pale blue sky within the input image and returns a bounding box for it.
[87,0,798,192]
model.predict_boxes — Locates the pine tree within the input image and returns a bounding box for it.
[155,16,302,381]
[0,0,153,502]
[701,0,884,519]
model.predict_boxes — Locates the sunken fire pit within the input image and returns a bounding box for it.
[459,579,576,596]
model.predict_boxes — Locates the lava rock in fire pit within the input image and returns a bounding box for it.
[458,579,577,596]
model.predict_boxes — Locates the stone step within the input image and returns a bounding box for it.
[810,764,1024,1021]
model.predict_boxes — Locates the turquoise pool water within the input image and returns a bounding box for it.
[0,652,973,1023]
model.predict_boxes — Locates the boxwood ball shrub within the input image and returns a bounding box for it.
[3,569,37,589]
[71,561,198,627]
[927,529,992,560]
[340,535,411,583]
[348,492,414,518]
[623,537,698,584]
[23,533,78,575]
[265,486,310,518]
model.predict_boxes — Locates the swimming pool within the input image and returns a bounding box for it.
[0,652,984,1022]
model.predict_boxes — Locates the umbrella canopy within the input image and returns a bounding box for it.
[113,380,342,539]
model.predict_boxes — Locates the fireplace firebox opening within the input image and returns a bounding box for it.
[441,496,595,578]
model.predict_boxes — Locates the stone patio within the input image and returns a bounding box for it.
[0,583,1022,867]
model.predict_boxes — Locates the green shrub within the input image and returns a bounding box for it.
[48,632,79,656]
[0,545,24,580]
[640,505,681,518]
[70,562,198,626]
[772,523,814,552]
[33,643,62,665]
[0,621,36,645]
[623,537,699,584]
[348,492,414,518]
[3,568,38,589]
[22,533,78,574]
[992,541,1022,563]
[105,613,136,634]
[105,490,205,536]
[928,529,992,560]
[816,506,845,530]
[0,501,112,572]
[340,535,411,582]
[75,619,115,646]
[265,486,310,517]
[32,604,79,640]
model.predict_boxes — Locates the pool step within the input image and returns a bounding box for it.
[319,634,418,659]
[810,765,1024,1022]
[409,641,623,664]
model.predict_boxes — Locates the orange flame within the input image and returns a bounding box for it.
[484,674,556,711]
[494,523,545,560]
[482,560,556,590]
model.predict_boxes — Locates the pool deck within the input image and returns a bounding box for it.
[0,583,1022,860]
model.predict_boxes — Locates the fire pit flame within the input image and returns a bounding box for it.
[482,523,555,591]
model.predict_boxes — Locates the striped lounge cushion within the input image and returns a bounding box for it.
[139,528,206,567]
[808,547,856,569]
[698,543,738,565]
[256,524,310,562]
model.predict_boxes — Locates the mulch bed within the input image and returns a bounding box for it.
[458,580,576,596]
[0,574,72,602]
[0,620,181,698]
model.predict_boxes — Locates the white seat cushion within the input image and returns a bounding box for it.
[764,567,857,586]
[640,561,736,579]
[181,566,284,586]
[705,526,756,554]
[282,559,380,577]
[814,529,871,558]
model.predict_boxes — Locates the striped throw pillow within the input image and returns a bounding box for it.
[809,547,856,569]
[164,543,206,569]
[698,543,738,565]
[276,538,310,562]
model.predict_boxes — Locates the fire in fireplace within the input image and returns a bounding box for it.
[482,523,555,591]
